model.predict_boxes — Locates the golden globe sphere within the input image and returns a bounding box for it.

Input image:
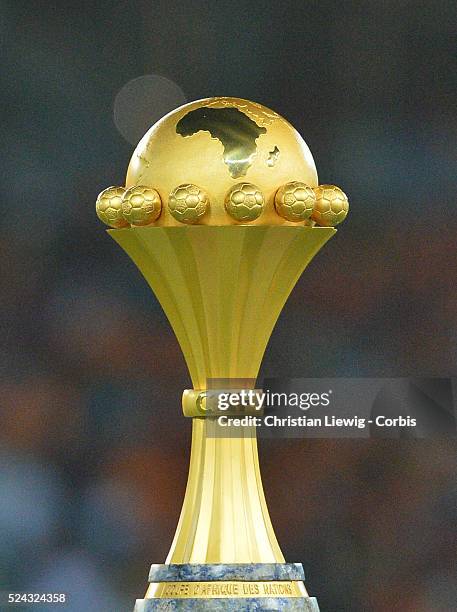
[125,97,318,226]
[96,186,128,228]
[312,185,349,227]
[122,185,162,226]
[274,181,316,222]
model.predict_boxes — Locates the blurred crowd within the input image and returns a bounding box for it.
[0,1,456,611]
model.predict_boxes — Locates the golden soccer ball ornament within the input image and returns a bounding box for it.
[312,184,349,227]
[274,181,316,222]
[168,183,210,224]
[96,186,128,228]
[122,185,162,226]
[225,182,265,222]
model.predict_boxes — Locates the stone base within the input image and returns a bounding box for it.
[133,563,319,611]
[134,596,319,610]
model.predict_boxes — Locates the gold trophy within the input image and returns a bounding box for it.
[96,97,348,611]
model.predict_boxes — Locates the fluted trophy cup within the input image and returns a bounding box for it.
[96,97,349,611]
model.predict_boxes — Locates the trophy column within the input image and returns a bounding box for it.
[111,225,333,610]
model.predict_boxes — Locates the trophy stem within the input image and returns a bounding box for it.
[166,419,284,564]
[110,225,335,563]
[111,226,333,610]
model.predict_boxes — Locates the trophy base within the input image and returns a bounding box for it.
[133,563,319,611]
[134,598,319,610]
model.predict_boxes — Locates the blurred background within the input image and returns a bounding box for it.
[0,1,456,610]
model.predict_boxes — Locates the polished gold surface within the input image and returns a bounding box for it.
[168,183,210,224]
[96,186,128,228]
[167,419,283,563]
[96,98,350,229]
[125,97,318,226]
[224,182,264,222]
[275,181,316,222]
[93,100,353,612]
[110,225,335,563]
[98,98,348,608]
[121,185,162,226]
[145,580,306,599]
[175,103,269,179]
[312,184,349,227]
